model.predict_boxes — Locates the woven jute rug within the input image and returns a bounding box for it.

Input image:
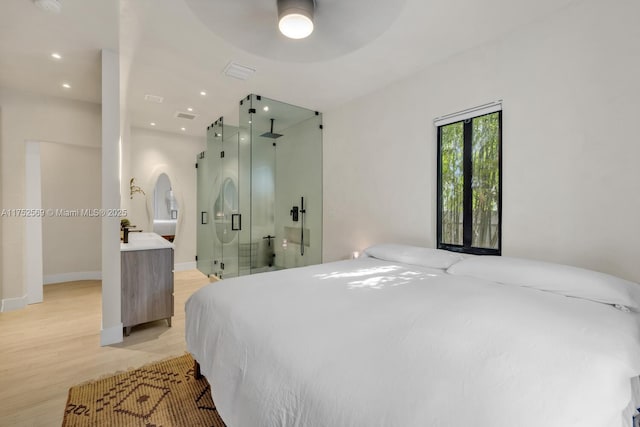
[63,353,226,426]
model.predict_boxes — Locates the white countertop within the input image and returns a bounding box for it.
[120,232,175,252]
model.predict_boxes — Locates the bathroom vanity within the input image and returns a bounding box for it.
[120,232,174,336]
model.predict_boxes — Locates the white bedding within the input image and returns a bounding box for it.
[186,257,640,427]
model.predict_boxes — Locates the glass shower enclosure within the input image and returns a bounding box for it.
[196,118,240,277]
[197,95,322,278]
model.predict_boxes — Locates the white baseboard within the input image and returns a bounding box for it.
[44,271,102,285]
[174,262,197,272]
[43,265,198,283]
[1,295,28,312]
[100,322,124,346]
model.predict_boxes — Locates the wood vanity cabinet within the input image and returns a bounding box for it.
[121,247,174,336]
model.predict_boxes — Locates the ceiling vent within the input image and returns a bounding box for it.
[144,94,164,103]
[224,62,256,81]
[175,111,197,120]
[33,0,62,13]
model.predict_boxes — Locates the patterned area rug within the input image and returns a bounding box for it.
[63,354,226,426]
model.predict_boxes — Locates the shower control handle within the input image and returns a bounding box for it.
[290,206,299,222]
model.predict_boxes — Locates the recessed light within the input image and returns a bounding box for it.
[62,83,71,89]
[187,107,193,112]
[51,52,62,60]
[263,106,269,112]
[150,122,156,126]
[200,91,207,96]
[181,127,186,131]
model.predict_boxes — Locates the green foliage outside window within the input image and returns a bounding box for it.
[439,111,501,253]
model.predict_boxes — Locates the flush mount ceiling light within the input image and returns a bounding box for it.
[184,0,407,62]
[277,0,314,39]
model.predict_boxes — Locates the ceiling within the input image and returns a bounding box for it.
[0,0,576,138]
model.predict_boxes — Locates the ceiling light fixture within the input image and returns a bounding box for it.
[150,122,156,126]
[61,83,71,89]
[187,107,193,112]
[277,0,314,40]
[200,91,207,96]
[51,52,62,60]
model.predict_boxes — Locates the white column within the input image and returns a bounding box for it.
[25,141,43,305]
[101,49,123,345]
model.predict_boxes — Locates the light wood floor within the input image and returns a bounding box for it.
[0,270,213,427]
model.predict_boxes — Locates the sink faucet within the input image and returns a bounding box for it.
[122,226,142,243]
[123,226,132,243]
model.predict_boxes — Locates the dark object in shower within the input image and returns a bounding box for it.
[263,235,275,247]
[261,118,283,139]
[290,206,299,222]
[263,235,276,267]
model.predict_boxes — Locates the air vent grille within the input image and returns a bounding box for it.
[144,94,164,103]
[224,62,256,81]
[33,0,61,13]
[175,112,197,120]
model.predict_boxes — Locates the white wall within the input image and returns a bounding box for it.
[0,87,101,310]
[323,0,640,282]
[41,142,101,279]
[0,106,3,304]
[124,127,205,267]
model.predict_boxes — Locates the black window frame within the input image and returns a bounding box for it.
[436,111,502,256]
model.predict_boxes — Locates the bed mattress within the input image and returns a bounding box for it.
[186,257,640,427]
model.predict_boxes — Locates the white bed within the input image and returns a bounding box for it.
[186,244,640,427]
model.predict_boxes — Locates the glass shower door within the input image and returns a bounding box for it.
[209,120,224,277]
[248,97,277,273]
[274,112,323,269]
[220,121,240,278]
[196,148,213,276]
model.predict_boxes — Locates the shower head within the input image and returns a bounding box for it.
[260,118,283,139]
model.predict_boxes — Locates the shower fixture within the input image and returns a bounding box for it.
[299,196,306,256]
[289,197,306,255]
[260,118,283,139]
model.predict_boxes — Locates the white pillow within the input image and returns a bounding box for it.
[446,255,640,309]
[363,244,464,269]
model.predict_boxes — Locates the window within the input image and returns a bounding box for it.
[437,107,502,255]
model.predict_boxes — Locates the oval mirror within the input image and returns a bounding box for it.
[153,173,177,242]
[214,177,238,244]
